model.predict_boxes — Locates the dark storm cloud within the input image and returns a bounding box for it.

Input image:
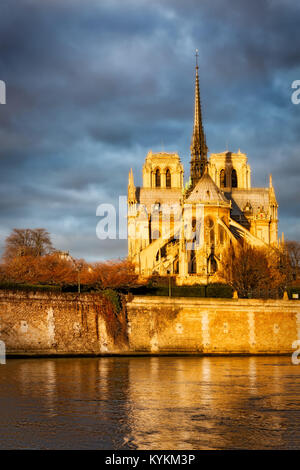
[0,0,300,259]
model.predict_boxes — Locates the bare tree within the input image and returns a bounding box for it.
[218,242,287,298]
[30,228,53,257]
[286,241,300,281]
[3,228,53,260]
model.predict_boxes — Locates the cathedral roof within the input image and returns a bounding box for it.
[187,171,229,204]
[227,188,273,216]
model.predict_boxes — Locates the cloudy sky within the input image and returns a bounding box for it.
[0,0,300,260]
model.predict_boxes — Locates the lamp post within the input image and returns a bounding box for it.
[71,257,83,294]
[77,268,81,294]
[167,263,172,297]
[206,253,210,297]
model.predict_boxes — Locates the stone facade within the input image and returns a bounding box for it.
[127,62,279,284]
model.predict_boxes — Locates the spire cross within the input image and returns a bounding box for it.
[195,49,199,68]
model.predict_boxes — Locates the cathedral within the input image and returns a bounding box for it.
[127,56,279,285]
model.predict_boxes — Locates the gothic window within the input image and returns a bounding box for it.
[188,250,197,274]
[150,202,160,242]
[231,169,238,188]
[166,169,171,188]
[152,230,160,240]
[173,259,179,274]
[220,169,226,188]
[208,255,217,274]
[205,217,215,246]
[219,226,225,245]
[205,217,214,229]
[155,169,161,188]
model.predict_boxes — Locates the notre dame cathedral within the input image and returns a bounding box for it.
[127,56,279,285]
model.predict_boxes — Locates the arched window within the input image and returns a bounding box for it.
[166,169,171,188]
[208,255,217,274]
[219,226,225,245]
[220,169,226,188]
[152,230,160,240]
[155,169,161,188]
[205,217,214,229]
[188,250,197,274]
[231,169,238,188]
[173,259,179,274]
[205,217,215,246]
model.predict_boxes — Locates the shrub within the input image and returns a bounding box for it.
[0,283,61,293]
[128,283,234,298]
[102,288,122,314]
[206,283,233,298]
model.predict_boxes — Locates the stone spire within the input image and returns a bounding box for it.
[128,168,137,204]
[190,49,208,188]
[269,173,278,208]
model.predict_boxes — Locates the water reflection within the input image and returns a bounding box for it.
[0,356,299,449]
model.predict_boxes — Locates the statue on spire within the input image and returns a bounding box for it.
[190,49,208,188]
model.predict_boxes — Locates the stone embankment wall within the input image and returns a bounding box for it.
[0,291,299,356]
[127,296,300,355]
[0,290,128,356]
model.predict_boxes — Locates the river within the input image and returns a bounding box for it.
[0,356,299,449]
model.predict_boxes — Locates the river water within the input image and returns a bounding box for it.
[0,356,299,449]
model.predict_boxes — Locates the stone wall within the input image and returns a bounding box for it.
[0,290,129,356]
[1,291,299,356]
[127,296,300,355]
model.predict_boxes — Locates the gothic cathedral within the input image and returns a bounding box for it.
[127,57,279,285]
